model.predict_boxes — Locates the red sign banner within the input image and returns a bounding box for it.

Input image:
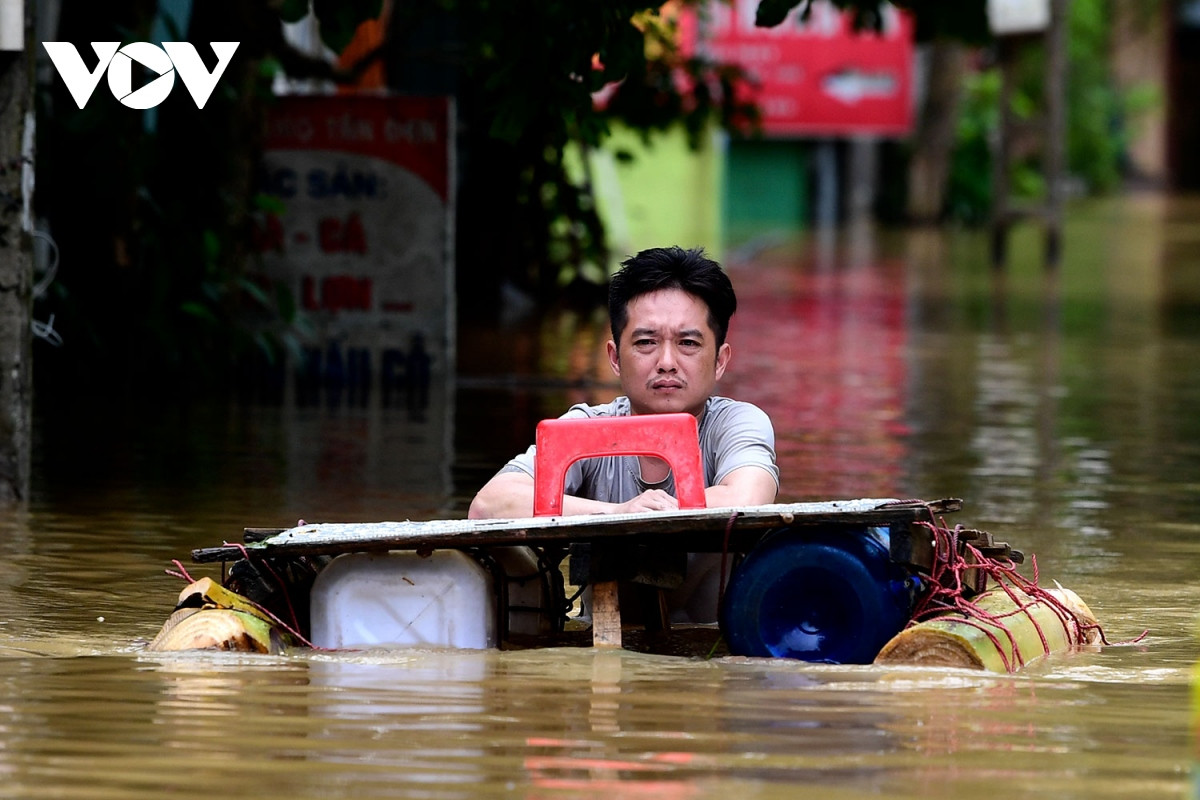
[682,0,914,137]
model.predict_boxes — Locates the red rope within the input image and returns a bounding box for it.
[163,551,321,650]
[164,559,196,584]
[225,542,319,649]
[716,510,740,620]
[907,518,1124,668]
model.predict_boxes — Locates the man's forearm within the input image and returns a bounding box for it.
[469,471,621,518]
[469,472,681,518]
[704,466,779,508]
[468,472,535,518]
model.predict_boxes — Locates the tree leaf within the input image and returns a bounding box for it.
[181,301,219,324]
[274,280,297,324]
[201,229,220,266]
[238,277,271,309]
[279,0,311,24]
[253,192,287,215]
[312,0,381,54]
[756,0,806,28]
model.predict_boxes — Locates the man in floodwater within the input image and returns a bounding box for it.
[468,245,779,621]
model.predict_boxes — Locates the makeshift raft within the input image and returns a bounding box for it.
[179,498,958,655]
[151,417,1105,669]
[147,494,1105,671]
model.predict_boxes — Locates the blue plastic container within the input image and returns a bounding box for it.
[720,526,921,664]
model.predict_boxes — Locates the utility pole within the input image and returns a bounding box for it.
[0,0,32,505]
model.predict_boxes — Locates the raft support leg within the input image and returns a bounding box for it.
[591,581,622,647]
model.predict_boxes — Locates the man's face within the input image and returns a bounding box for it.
[606,288,731,418]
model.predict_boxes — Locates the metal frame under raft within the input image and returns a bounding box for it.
[181,498,1019,655]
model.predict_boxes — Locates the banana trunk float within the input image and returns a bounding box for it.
[146,577,297,653]
[874,586,1101,672]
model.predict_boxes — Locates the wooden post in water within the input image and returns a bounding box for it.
[1043,0,1068,269]
[989,0,1069,272]
[590,582,622,648]
[990,36,1016,270]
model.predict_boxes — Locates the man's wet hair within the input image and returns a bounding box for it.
[608,246,738,348]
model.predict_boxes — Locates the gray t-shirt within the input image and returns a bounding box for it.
[499,395,779,503]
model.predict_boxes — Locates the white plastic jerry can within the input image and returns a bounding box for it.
[310,550,498,649]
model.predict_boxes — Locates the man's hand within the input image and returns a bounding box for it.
[469,460,778,520]
[469,472,685,518]
[611,489,679,514]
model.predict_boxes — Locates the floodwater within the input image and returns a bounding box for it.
[11,193,1200,798]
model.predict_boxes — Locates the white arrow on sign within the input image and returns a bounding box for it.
[821,69,897,105]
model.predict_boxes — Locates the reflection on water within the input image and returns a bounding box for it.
[9,194,1200,798]
[0,647,1183,799]
[724,235,912,500]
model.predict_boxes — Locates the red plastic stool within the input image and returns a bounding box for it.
[532,413,707,647]
[533,413,707,516]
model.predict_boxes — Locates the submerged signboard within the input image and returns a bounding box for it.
[682,0,914,136]
[253,94,456,500]
[254,94,455,398]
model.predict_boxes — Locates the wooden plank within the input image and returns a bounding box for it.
[244,528,283,543]
[192,499,957,564]
[590,581,622,648]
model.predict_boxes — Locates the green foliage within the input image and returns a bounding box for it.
[943,0,1161,224]
[278,0,311,24]
[414,1,759,303]
[311,0,384,52]
[600,13,761,148]
[457,2,654,148]
[41,0,1157,390]
[1064,0,1123,193]
[946,71,998,226]
[945,65,1048,225]
[33,0,318,393]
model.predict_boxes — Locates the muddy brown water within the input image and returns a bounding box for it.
[11,195,1200,798]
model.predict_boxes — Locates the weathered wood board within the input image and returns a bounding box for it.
[192,498,960,564]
